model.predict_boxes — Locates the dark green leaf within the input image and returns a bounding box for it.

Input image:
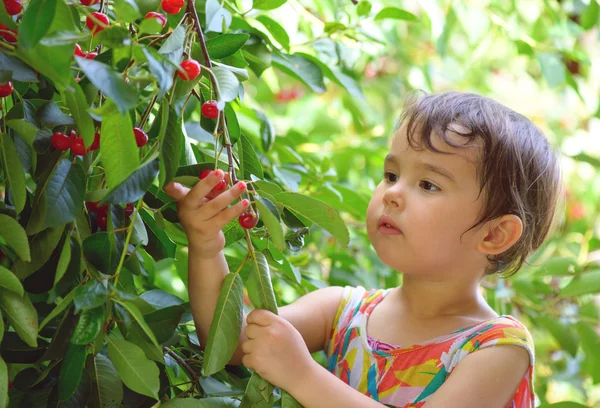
[142,47,172,97]
[58,343,86,401]
[6,119,39,146]
[256,110,275,152]
[239,133,264,179]
[561,270,600,297]
[13,226,65,279]
[37,100,75,128]
[100,155,159,205]
[83,232,118,275]
[224,103,241,145]
[0,52,38,82]
[16,42,73,86]
[18,0,57,49]
[159,106,184,188]
[161,397,242,407]
[0,288,38,347]
[1,133,26,214]
[203,273,243,376]
[0,357,6,408]
[240,373,275,407]
[97,99,141,188]
[145,304,185,343]
[538,316,578,357]
[115,299,160,347]
[74,280,110,313]
[0,214,31,261]
[113,0,141,22]
[207,33,250,59]
[255,197,285,252]
[71,306,105,345]
[76,58,138,114]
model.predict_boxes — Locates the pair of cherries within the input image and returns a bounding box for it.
[51,130,99,156]
[87,201,134,231]
[199,170,258,229]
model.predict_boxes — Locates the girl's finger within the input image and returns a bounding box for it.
[163,182,190,202]
[203,180,247,219]
[184,169,227,209]
[210,198,250,229]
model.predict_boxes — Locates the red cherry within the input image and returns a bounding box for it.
[177,59,201,81]
[74,43,86,57]
[87,201,108,214]
[71,137,87,156]
[51,132,71,151]
[86,12,109,35]
[199,169,230,199]
[90,132,100,151]
[96,212,108,230]
[4,0,22,15]
[161,0,182,15]
[199,169,212,180]
[0,82,13,98]
[84,52,98,60]
[124,203,134,217]
[145,12,167,28]
[238,210,259,229]
[133,127,148,147]
[0,23,17,43]
[201,100,219,119]
[164,0,184,7]
[80,0,100,5]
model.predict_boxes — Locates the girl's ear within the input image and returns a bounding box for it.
[477,215,523,256]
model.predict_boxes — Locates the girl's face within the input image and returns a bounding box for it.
[366,127,489,277]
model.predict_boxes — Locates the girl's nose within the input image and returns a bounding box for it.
[382,183,406,210]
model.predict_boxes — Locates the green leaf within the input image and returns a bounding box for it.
[0,52,37,82]
[206,0,233,33]
[39,30,89,46]
[37,100,75,128]
[581,0,600,30]
[297,53,364,99]
[281,390,302,408]
[54,236,71,286]
[574,321,600,383]
[83,232,118,275]
[18,0,57,49]
[239,133,264,179]
[74,280,109,313]
[159,106,184,188]
[107,337,160,400]
[16,42,73,86]
[0,357,7,408]
[537,403,590,408]
[92,353,124,408]
[114,299,160,347]
[64,78,96,149]
[76,57,138,114]
[255,197,285,252]
[534,256,580,276]
[374,7,418,21]
[71,306,105,345]
[203,273,244,376]
[538,316,578,357]
[272,52,326,93]
[100,155,160,205]
[256,110,275,152]
[6,119,39,146]
[255,16,290,51]
[561,270,600,297]
[113,0,142,22]
[246,252,277,313]
[39,287,75,330]
[537,53,566,87]
[357,1,372,17]
[213,66,241,105]
[206,33,250,59]
[98,100,141,188]
[224,103,240,145]
[274,192,349,247]
[252,0,286,11]
[26,159,85,235]
[0,214,31,261]
[161,397,242,407]
[0,265,24,296]
[142,47,172,97]
[58,343,87,401]
[1,133,26,214]
[0,288,38,347]
[13,226,65,279]
[144,305,184,343]
[240,373,275,407]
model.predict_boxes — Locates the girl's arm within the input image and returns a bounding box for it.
[289,361,387,408]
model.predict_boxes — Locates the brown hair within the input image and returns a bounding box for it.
[395,91,563,277]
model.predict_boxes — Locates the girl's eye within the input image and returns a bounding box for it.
[419,180,441,192]
[383,172,397,183]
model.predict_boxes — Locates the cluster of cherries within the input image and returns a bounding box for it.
[86,201,135,231]
[198,170,259,229]
[50,127,149,155]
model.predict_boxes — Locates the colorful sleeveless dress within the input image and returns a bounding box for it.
[324,286,535,408]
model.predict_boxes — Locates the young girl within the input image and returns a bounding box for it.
[163,91,562,408]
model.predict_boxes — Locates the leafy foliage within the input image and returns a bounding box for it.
[0,0,599,407]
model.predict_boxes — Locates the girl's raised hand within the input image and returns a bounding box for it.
[163,170,250,258]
